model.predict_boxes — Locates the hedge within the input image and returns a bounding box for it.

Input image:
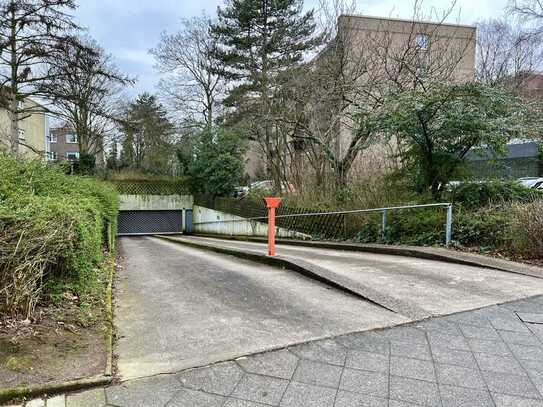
[0,155,118,317]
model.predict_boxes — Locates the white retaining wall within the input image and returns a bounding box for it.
[193,205,309,239]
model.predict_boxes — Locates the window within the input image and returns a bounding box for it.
[66,152,80,161]
[18,129,25,141]
[416,33,430,50]
[66,133,78,144]
[47,151,58,161]
[48,134,57,143]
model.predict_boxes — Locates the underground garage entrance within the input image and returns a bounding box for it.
[117,194,193,236]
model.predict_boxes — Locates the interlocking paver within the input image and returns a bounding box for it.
[389,376,440,406]
[223,399,269,407]
[509,343,543,361]
[345,349,389,372]
[435,363,486,389]
[231,373,289,405]
[37,296,543,407]
[439,384,494,407]
[335,332,389,356]
[390,356,435,382]
[176,361,243,395]
[237,350,299,380]
[105,375,183,407]
[334,390,388,407]
[390,340,432,361]
[289,339,346,366]
[426,331,470,351]
[66,389,106,407]
[430,345,478,369]
[279,381,336,407]
[492,393,543,407]
[291,359,342,388]
[467,338,513,357]
[458,324,501,341]
[165,388,224,406]
[482,370,542,399]
[339,368,388,398]
[380,327,428,345]
[498,329,541,347]
[490,317,531,332]
[473,352,527,376]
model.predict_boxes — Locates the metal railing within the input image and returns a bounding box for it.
[194,202,454,246]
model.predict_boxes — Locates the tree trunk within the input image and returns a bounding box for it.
[9,10,19,156]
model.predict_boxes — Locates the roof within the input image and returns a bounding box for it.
[339,13,476,30]
[467,141,541,161]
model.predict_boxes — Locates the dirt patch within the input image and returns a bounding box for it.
[0,303,107,390]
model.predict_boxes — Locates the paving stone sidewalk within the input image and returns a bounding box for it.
[20,295,543,407]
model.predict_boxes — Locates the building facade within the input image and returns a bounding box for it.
[0,98,48,159]
[46,124,81,162]
[245,14,477,181]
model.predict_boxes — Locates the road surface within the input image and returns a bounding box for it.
[115,236,406,380]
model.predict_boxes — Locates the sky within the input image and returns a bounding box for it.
[73,0,509,97]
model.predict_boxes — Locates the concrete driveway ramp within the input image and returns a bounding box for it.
[170,236,543,320]
[115,237,407,380]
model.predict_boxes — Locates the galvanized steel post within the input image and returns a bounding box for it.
[445,204,453,246]
[381,209,388,242]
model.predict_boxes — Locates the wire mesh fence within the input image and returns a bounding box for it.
[110,180,189,195]
[194,196,453,245]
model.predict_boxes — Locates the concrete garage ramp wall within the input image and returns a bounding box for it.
[119,194,194,211]
[193,205,309,239]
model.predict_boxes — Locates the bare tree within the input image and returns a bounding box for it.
[476,18,541,88]
[0,0,85,156]
[39,37,133,162]
[283,0,474,189]
[510,0,543,36]
[150,14,223,131]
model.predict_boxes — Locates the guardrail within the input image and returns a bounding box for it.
[194,203,454,246]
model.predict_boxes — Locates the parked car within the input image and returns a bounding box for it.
[234,180,296,198]
[518,177,543,190]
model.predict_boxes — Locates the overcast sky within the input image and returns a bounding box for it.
[73,0,509,97]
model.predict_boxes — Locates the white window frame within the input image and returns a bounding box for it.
[47,151,58,161]
[66,133,78,144]
[66,152,80,160]
[49,134,57,143]
[415,33,430,50]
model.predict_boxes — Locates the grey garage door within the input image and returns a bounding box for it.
[118,210,182,235]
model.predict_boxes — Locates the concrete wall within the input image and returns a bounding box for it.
[119,194,194,211]
[193,205,309,239]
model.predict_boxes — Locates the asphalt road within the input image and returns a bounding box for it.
[179,236,543,318]
[115,237,406,380]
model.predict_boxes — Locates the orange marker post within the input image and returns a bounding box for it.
[263,197,282,256]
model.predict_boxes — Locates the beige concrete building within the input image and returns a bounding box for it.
[0,98,48,159]
[334,15,476,163]
[245,14,477,182]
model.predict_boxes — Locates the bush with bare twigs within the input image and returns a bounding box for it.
[0,155,118,318]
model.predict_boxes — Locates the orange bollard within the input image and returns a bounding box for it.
[263,197,282,256]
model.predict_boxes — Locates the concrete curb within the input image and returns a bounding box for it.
[0,376,112,404]
[156,235,429,319]
[191,233,543,279]
[0,259,116,404]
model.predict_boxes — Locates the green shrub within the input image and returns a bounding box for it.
[508,200,543,258]
[448,180,541,209]
[0,155,118,316]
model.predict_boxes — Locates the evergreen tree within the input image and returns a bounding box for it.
[211,0,321,185]
[120,93,175,174]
